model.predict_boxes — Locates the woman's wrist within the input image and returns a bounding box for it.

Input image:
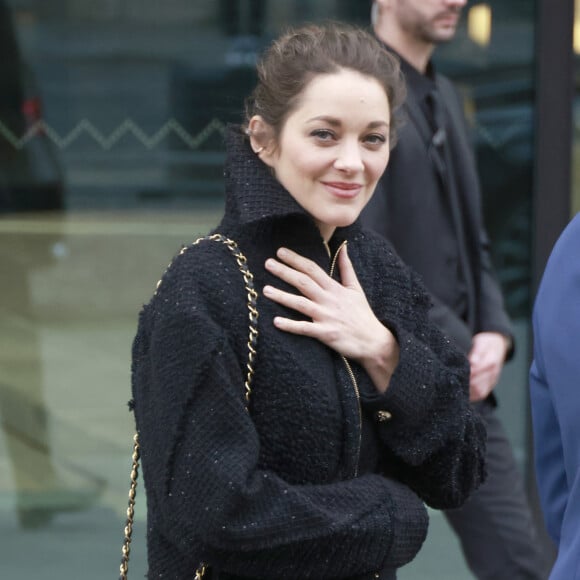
[359,324,400,394]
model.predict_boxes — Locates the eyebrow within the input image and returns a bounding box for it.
[306,116,389,129]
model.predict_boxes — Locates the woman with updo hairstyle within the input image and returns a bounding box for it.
[131,22,486,580]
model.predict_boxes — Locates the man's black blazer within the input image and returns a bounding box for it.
[361,73,513,357]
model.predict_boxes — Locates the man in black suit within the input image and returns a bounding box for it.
[361,1,547,578]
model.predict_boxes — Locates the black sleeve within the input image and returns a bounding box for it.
[427,293,473,355]
[439,76,514,351]
[477,227,514,350]
[352,238,487,509]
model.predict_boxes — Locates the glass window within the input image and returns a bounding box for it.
[0,2,537,578]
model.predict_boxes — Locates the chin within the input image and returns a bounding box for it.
[329,214,360,229]
[432,29,457,43]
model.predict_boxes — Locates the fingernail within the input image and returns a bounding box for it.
[277,247,289,258]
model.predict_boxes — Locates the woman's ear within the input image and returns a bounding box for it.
[373,0,390,18]
[248,115,276,168]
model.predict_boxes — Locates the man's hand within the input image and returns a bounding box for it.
[468,332,510,402]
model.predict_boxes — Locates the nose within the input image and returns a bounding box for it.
[333,140,364,173]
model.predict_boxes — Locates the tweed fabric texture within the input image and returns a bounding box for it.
[131,126,486,579]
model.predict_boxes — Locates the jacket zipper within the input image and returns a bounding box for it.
[324,240,362,478]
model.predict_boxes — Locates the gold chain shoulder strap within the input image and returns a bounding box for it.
[119,234,259,580]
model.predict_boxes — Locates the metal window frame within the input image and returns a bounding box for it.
[533,0,574,284]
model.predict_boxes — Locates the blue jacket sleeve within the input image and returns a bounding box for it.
[530,213,580,564]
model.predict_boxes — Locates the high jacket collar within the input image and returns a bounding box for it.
[223,125,306,227]
[222,125,361,244]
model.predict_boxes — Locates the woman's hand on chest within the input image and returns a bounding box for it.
[262,245,399,393]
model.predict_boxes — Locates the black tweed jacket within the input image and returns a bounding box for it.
[131,127,486,580]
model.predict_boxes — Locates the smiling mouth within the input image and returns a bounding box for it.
[322,181,363,198]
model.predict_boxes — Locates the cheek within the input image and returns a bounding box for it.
[368,155,390,183]
[275,152,321,195]
[291,153,326,180]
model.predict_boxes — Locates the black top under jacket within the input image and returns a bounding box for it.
[131,126,487,580]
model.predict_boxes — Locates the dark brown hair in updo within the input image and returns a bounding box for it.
[244,22,406,147]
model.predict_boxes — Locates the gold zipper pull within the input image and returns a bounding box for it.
[329,240,347,278]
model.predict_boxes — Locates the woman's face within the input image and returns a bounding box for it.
[256,68,391,241]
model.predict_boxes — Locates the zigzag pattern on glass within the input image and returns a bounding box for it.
[0,118,226,151]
